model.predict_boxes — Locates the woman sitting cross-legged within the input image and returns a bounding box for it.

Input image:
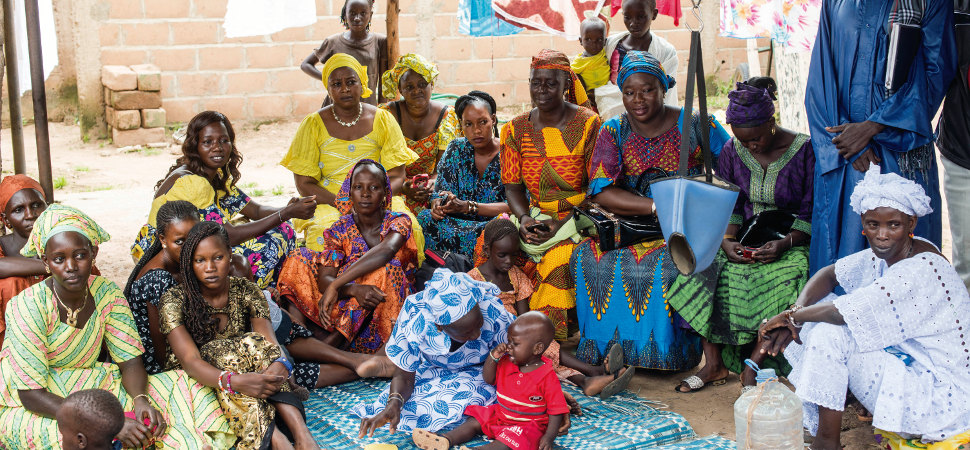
[0,175,49,344]
[379,53,462,214]
[418,91,510,259]
[754,166,970,449]
[356,268,517,436]
[0,204,233,449]
[132,110,317,289]
[667,78,815,392]
[160,221,317,449]
[278,160,417,376]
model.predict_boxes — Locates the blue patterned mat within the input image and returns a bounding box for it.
[304,379,736,449]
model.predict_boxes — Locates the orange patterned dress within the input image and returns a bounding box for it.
[499,107,602,337]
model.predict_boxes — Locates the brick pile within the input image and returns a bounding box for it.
[101,64,167,147]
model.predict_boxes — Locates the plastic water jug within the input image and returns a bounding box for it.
[734,361,803,449]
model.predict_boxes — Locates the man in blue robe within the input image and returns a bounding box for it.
[806,0,957,274]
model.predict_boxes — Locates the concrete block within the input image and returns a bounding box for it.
[131,64,162,91]
[105,106,141,130]
[101,65,137,91]
[112,127,166,147]
[109,90,162,110]
[141,108,167,128]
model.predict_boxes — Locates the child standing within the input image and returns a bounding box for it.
[571,17,609,112]
[300,0,389,105]
[412,312,568,450]
[469,218,634,398]
[596,0,679,119]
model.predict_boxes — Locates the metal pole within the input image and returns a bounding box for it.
[1,0,26,174]
[23,0,52,200]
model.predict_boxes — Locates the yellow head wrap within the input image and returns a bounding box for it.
[321,53,372,99]
[21,204,111,257]
[380,53,439,100]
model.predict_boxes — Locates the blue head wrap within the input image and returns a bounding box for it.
[616,51,675,92]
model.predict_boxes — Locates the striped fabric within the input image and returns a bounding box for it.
[0,276,233,448]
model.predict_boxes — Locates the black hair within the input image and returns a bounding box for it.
[124,200,200,300]
[745,76,778,100]
[340,0,375,31]
[455,90,499,136]
[622,0,658,10]
[61,389,125,445]
[178,221,231,346]
[482,217,518,250]
[157,111,243,195]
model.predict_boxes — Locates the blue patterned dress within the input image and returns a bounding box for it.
[352,270,515,433]
[417,138,506,259]
[131,174,296,289]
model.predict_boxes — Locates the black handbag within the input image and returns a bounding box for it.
[737,210,798,248]
[413,248,472,292]
[573,168,667,252]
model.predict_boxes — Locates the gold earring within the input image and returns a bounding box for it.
[44,265,50,274]
[771,127,776,136]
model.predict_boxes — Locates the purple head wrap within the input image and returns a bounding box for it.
[724,82,775,128]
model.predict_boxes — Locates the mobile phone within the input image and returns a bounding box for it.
[741,247,757,259]
[530,223,551,233]
[411,173,430,189]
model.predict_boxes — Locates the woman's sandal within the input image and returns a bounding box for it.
[600,366,635,400]
[674,375,727,393]
[412,429,450,450]
[605,343,624,375]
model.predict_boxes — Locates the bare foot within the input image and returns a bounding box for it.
[583,367,627,396]
[676,364,729,393]
[271,428,294,450]
[356,355,395,378]
[294,436,320,450]
[808,438,841,450]
[564,392,582,415]
[412,429,450,450]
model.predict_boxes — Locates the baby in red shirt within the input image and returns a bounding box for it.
[412,311,568,450]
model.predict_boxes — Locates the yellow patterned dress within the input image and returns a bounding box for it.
[0,276,233,449]
[379,101,461,213]
[159,277,295,450]
[280,109,424,255]
[499,107,602,338]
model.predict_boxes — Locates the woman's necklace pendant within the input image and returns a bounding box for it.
[53,286,87,328]
[333,103,363,127]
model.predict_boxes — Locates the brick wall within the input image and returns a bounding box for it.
[96,0,757,123]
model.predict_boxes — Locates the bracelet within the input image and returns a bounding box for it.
[275,356,293,374]
[226,372,236,395]
[277,210,285,223]
[217,371,228,392]
[490,352,502,363]
[788,234,794,249]
[785,305,804,328]
[387,392,405,405]
[723,234,736,240]
[133,394,150,403]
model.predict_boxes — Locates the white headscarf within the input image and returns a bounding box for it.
[850,163,933,217]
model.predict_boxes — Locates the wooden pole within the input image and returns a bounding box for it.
[2,0,26,174]
[386,0,400,65]
[24,0,53,200]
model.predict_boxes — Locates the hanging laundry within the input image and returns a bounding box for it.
[491,0,608,40]
[223,0,316,38]
[459,0,522,36]
[719,0,823,52]
[610,0,683,26]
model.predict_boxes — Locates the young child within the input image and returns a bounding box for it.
[412,312,568,450]
[469,218,634,398]
[571,16,609,112]
[56,389,125,450]
[300,0,390,105]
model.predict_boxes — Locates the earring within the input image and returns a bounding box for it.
[44,265,50,274]
[909,233,914,238]
[771,127,777,136]
[861,230,866,236]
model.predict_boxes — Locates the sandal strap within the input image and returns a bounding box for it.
[682,375,704,390]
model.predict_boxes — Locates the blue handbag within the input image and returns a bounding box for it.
[650,29,740,275]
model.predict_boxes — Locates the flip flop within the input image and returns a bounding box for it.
[412,429,449,450]
[605,343,624,375]
[600,366,635,400]
[675,375,727,393]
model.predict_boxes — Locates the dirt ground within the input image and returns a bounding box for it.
[5,119,945,448]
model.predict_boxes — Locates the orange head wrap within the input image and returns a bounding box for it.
[530,48,591,109]
[0,175,45,213]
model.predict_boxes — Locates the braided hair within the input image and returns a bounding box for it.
[178,221,231,345]
[455,90,499,137]
[124,200,200,300]
[156,111,243,195]
[340,0,375,30]
[482,217,518,251]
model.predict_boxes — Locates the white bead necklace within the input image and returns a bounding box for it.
[332,103,363,127]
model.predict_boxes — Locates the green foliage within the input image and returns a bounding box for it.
[272,185,285,196]
[54,177,67,189]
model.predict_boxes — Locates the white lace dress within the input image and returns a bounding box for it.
[785,239,970,442]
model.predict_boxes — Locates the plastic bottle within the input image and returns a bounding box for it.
[734,360,803,449]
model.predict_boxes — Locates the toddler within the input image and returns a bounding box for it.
[56,389,125,450]
[469,218,633,398]
[301,0,389,105]
[571,17,609,111]
[412,312,568,450]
